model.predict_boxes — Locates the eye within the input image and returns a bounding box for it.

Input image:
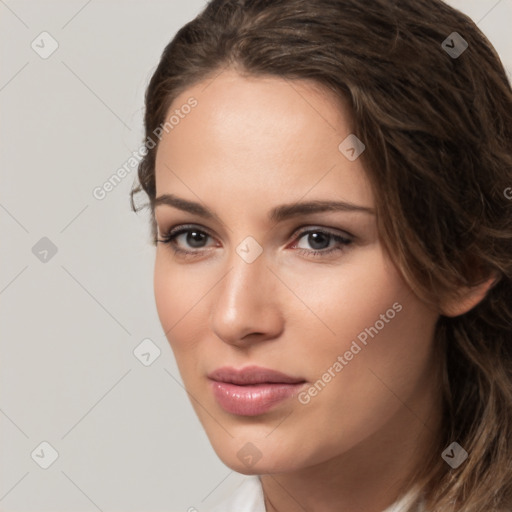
[291,228,353,258]
[156,224,215,258]
[156,224,353,259]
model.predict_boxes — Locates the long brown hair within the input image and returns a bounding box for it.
[130,1,512,510]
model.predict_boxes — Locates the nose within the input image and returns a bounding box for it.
[210,248,284,348]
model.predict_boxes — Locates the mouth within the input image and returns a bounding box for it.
[207,365,307,416]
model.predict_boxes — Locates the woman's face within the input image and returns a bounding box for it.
[153,69,441,474]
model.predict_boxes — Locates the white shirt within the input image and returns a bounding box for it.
[209,475,425,512]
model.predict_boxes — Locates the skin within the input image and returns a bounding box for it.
[152,68,460,511]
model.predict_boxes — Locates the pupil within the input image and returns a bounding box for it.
[187,231,206,248]
[309,232,329,250]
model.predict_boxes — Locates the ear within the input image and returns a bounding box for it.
[439,272,499,318]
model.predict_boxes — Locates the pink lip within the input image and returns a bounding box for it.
[208,365,307,416]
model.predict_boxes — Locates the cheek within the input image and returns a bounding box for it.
[291,251,438,412]
[300,292,437,427]
[153,255,177,335]
[153,254,206,353]
[285,247,411,351]
[285,301,438,463]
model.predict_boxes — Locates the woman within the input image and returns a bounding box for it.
[130,0,512,510]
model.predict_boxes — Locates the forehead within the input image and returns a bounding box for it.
[154,69,374,213]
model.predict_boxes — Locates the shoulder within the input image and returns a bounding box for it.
[208,475,265,512]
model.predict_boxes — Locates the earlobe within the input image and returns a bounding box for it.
[439,272,500,318]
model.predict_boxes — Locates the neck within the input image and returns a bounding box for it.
[260,367,442,512]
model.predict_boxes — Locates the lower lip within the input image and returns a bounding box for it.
[210,380,306,416]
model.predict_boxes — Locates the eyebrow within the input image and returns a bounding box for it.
[153,193,375,224]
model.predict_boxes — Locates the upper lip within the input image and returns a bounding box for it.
[208,365,306,385]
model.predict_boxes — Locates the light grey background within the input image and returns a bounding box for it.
[1,1,511,511]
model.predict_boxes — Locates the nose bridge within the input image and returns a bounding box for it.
[210,238,282,343]
[218,241,269,314]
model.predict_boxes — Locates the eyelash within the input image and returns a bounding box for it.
[156,224,353,260]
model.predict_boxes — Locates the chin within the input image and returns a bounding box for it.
[209,437,305,475]
[221,456,291,475]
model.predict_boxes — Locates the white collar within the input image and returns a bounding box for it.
[209,475,265,512]
[209,475,425,512]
